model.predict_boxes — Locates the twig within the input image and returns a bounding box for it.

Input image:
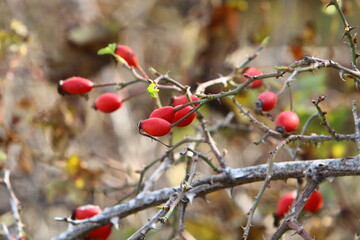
[330,0,359,71]
[243,134,293,239]
[1,169,25,238]
[293,113,319,160]
[52,155,360,240]
[232,97,280,136]
[174,202,187,239]
[184,148,222,173]
[197,113,227,169]
[311,96,339,138]
[195,76,232,94]
[287,220,314,240]
[352,101,360,153]
[127,198,172,240]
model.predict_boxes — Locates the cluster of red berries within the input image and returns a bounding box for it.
[139,95,200,137]
[274,190,323,226]
[58,77,123,113]
[242,67,300,133]
[72,205,112,240]
[57,45,145,114]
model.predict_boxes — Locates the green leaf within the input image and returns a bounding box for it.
[147,83,159,98]
[97,43,117,55]
[261,36,270,45]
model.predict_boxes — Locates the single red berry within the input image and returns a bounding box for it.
[94,93,123,113]
[172,95,200,106]
[256,91,278,112]
[275,192,296,219]
[242,67,263,88]
[115,45,139,68]
[173,106,196,127]
[149,106,175,123]
[275,111,300,132]
[139,118,172,136]
[304,190,323,212]
[73,205,112,240]
[58,77,94,95]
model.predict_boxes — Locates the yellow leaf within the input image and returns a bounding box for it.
[75,177,85,189]
[66,155,82,176]
[331,143,346,158]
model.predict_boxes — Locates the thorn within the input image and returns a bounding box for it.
[225,188,234,199]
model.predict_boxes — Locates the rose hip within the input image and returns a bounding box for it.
[275,111,300,132]
[58,77,94,95]
[171,95,200,106]
[139,118,172,136]
[256,91,278,112]
[304,191,323,212]
[72,205,112,240]
[93,93,123,113]
[115,45,139,68]
[173,106,196,127]
[242,67,263,88]
[149,106,175,123]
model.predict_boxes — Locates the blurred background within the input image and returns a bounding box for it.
[1,0,360,239]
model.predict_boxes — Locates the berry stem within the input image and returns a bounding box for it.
[93,79,143,89]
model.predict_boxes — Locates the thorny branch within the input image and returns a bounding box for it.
[51,3,360,240]
[1,169,25,239]
[53,155,360,240]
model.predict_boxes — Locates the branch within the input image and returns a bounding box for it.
[1,169,25,238]
[52,155,360,240]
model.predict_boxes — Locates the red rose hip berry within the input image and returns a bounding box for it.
[139,118,172,137]
[149,106,175,123]
[173,106,196,127]
[242,67,263,88]
[274,192,295,226]
[275,111,300,132]
[304,190,323,212]
[94,93,123,113]
[275,192,295,219]
[72,205,112,240]
[58,77,94,95]
[115,45,139,68]
[171,95,201,106]
[256,91,278,112]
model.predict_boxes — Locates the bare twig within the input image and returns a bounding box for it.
[197,114,227,169]
[287,220,314,240]
[1,169,25,238]
[293,113,319,160]
[312,96,339,138]
[352,101,360,153]
[52,156,360,240]
[330,0,359,71]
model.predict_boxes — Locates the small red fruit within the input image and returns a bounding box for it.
[139,118,172,136]
[173,106,196,127]
[149,106,175,123]
[304,191,323,212]
[115,45,139,68]
[275,192,296,219]
[275,111,300,132]
[172,95,201,106]
[94,93,123,113]
[72,205,112,240]
[256,91,278,112]
[242,67,263,88]
[273,192,295,226]
[58,77,94,95]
